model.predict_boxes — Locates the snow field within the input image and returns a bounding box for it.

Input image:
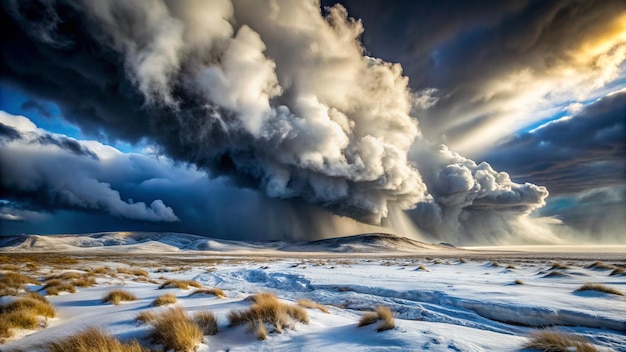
[1,255,625,351]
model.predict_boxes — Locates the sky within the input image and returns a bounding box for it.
[1,0,624,245]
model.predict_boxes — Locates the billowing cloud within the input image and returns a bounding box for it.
[485,90,626,195]
[0,1,555,244]
[1,0,431,224]
[0,112,179,222]
[408,143,550,243]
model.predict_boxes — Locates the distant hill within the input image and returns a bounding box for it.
[0,232,453,254]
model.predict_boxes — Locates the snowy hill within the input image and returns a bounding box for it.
[0,232,449,254]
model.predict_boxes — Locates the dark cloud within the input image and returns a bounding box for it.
[329,0,626,154]
[1,0,430,224]
[485,91,626,195]
[0,114,178,222]
[0,1,558,243]
[0,123,21,142]
[20,99,54,117]
[35,134,98,159]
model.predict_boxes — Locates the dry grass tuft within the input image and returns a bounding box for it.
[148,307,203,352]
[514,279,525,285]
[0,297,56,318]
[252,319,267,340]
[159,279,203,290]
[550,262,570,270]
[296,299,329,313]
[135,310,157,324]
[189,288,226,298]
[0,294,56,340]
[416,264,429,272]
[358,306,395,332]
[575,283,624,296]
[543,271,568,278]
[0,272,39,296]
[524,330,598,352]
[609,267,626,276]
[72,276,97,288]
[506,264,517,269]
[228,293,309,334]
[586,261,615,270]
[117,268,149,277]
[102,290,139,305]
[358,311,379,327]
[194,311,218,335]
[152,293,178,306]
[48,327,147,352]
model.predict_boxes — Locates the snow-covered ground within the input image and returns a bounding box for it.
[1,233,625,351]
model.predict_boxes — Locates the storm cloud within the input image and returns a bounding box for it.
[332,0,626,156]
[0,0,567,243]
[485,90,626,195]
[0,112,178,222]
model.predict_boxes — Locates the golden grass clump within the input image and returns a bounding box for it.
[194,311,218,335]
[102,290,139,305]
[0,272,40,296]
[416,264,429,272]
[189,288,227,298]
[159,279,203,290]
[0,294,56,340]
[48,327,147,352]
[117,268,149,277]
[550,262,570,270]
[296,299,329,313]
[575,283,624,296]
[358,306,395,332]
[135,310,157,324]
[148,307,203,352]
[586,261,615,270]
[42,280,77,296]
[524,330,598,352]
[254,319,267,340]
[506,264,517,269]
[514,279,525,285]
[609,267,626,276]
[72,276,97,288]
[152,293,178,306]
[228,293,309,334]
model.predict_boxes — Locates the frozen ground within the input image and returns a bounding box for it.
[0,232,625,351]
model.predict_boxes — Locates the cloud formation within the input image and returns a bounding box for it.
[0,1,554,243]
[334,0,626,156]
[485,90,626,195]
[1,0,431,224]
[0,112,179,223]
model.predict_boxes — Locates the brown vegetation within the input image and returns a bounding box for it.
[586,261,615,270]
[148,307,203,352]
[0,294,56,340]
[228,293,309,334]
[575,283,624,296]
[135,310,157,324]
[0,272,39,296]
[48,327,147,352]
[152,293,178,306]
[358,306,395,332]
[524,330,598,352]
[296,299,329,313]
[102,290,139,305]
[189,288,226,298]
[609,267,626,276]
[159,279,203,290]
[194,311,218,335]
